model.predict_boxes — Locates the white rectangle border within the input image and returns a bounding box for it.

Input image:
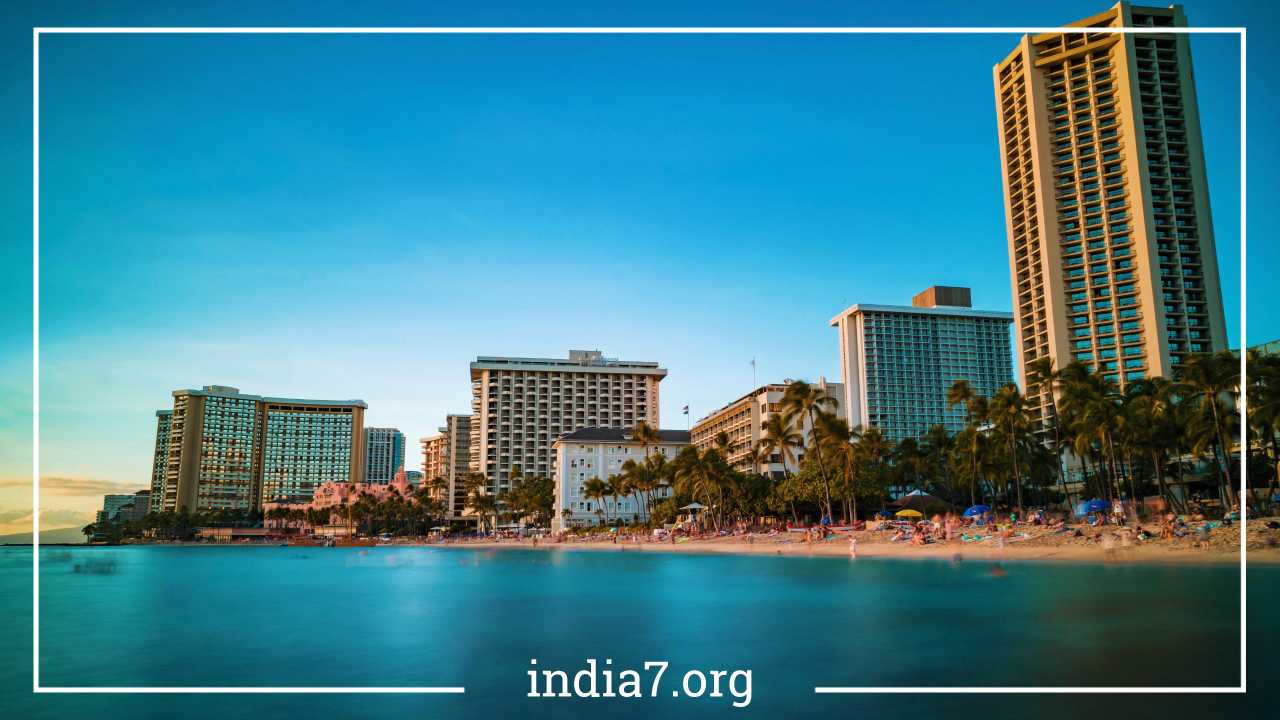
[32,23,1247,696]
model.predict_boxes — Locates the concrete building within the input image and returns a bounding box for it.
[469,350,666,494]
[94,490,150,539]
[149,410,171,513]
[158,385,366,513]
[831,287,1014,441]
[690,380,844,476]
[994,2,1228,429]
[363,427,406,484]
[552,427,688,530]
[97,491,149,524]
[421,413,473,520]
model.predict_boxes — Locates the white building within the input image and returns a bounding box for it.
[551,427,688,530]
[830,286,1014,441]
[469,350,667,494]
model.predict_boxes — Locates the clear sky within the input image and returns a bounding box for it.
[0,0,1273,533]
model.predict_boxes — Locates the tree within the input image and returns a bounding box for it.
[988,383,1030,510]
[949,379,989,505]
[673,446,726,531]
[582,477,610,525]
[757,410,804,520]
[1026,357,1073,508]
[782,380,839,523]
[1178,351,1241,507]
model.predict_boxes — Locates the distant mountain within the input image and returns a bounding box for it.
[0,526,87,545]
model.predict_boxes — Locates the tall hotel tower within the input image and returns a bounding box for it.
[469,350,666,493]
[363,427,406,484]
[155,385,366,512]
[831,286,1014,441]
[994,2,1227,426]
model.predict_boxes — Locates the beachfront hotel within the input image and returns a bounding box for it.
[994,2,1228,428]
[551,427,688,530]
[421,413,473,520]
[363,427,405,484]
[155,385,367,513]
[690,380,845,475]
[830,286,1014,441]
[149,410,171,513]
[469,350,666,494]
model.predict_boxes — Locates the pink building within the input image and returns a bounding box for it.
[264,469,420,534]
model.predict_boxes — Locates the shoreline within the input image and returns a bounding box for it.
[434,535,1279,566]
[20,535,1280,566]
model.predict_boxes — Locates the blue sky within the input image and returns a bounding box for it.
[0,0,1273,529]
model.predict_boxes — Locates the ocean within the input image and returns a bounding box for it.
[1,545,1272,718]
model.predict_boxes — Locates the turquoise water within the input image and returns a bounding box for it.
[1,546,1273,718]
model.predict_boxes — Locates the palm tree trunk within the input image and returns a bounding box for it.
[807,409,835,522]
[1208,397,1237,507]
[1008,431,1023,511]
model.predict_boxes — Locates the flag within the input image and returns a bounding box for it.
[681,405,689,415]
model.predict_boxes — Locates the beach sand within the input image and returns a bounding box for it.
[443,517,1280,566]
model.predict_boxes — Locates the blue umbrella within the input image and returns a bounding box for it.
[963,504,991,517]
[876,510,894,518]
[1074,499,1110,517]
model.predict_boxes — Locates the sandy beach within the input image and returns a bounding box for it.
[439,517,1280,566]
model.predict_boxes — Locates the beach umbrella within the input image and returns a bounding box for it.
[680,502,706,511]
[963,504,991,517]
[876,510,894,518]
[895,509,923,518]
[890,490,954,514]
[1074,499,1110,517]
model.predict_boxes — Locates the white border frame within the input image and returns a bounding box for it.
[31,23,1247,697]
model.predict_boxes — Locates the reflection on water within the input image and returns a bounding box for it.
[71,558,117,575]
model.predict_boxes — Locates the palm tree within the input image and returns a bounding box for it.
[1247,350,1280,507]
[947,379,977,423]
[632,420,661,459]
[673,447,725,531]
[782,380,839,523]
[582,477,609,526]
[607,474,631,525]
[757,410,803,479]
[1178,351,1241,506]
[988,384,1030,510]
[466,489,498,533]
[854,427,893,520]
[1026,357,1074,509]
[948,379,988,504]
[921,424,954,500]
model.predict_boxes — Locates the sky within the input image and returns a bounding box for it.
[0,0,1274,533]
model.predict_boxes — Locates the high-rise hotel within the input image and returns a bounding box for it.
[149,409,171,513]
[154,385,367,513]
[469,350,666,493]
[994,2,1227,426]
[831,287,1014,441]
[363,427,405,484]
[421,413,473,519]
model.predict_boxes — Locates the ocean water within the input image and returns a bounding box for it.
[1,545,1273,718]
